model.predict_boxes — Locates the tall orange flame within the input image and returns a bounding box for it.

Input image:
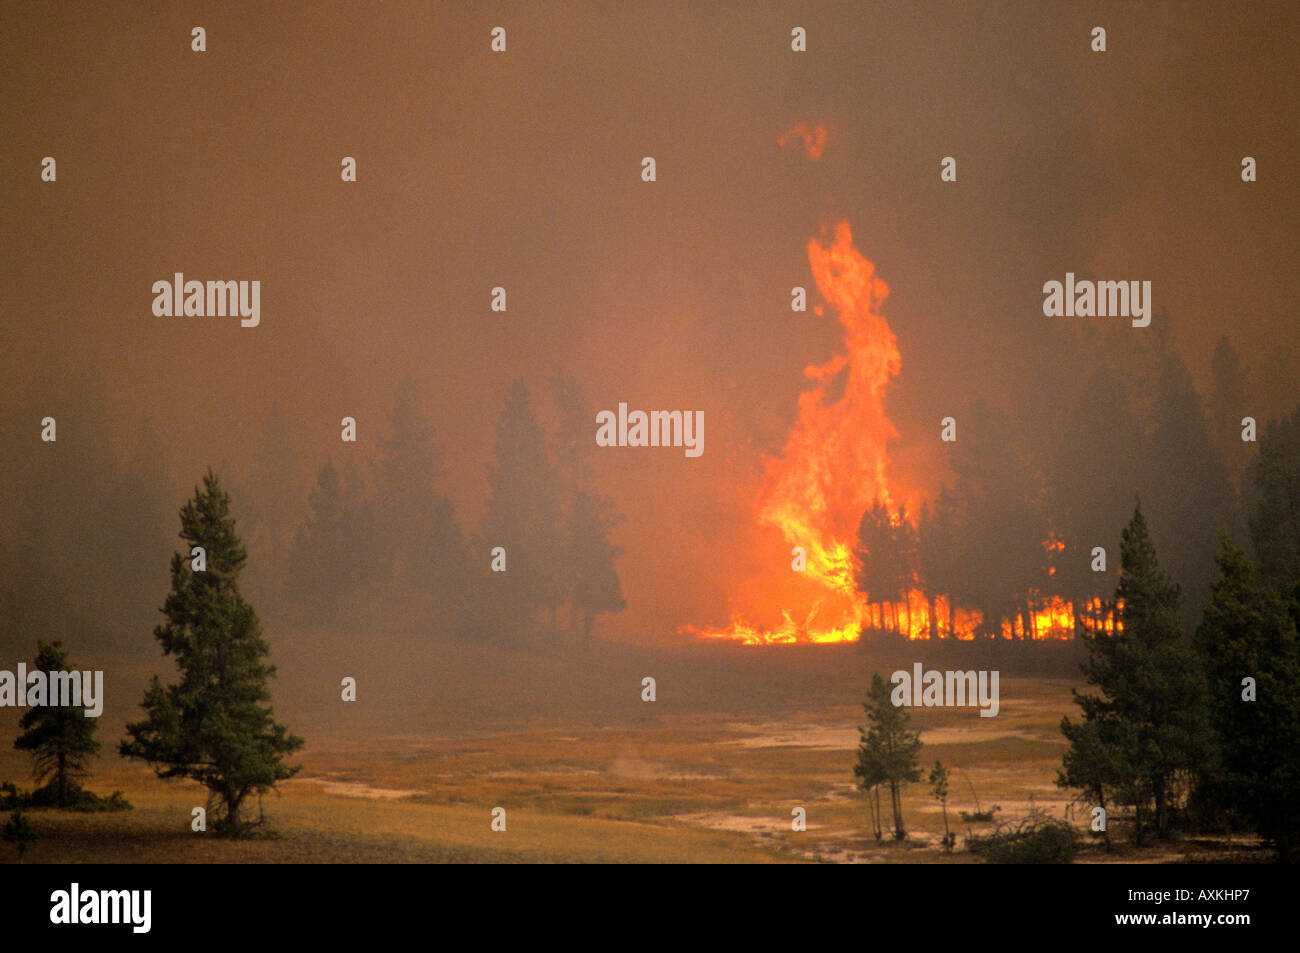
[684,220,1115,644]
[684,219,897,644]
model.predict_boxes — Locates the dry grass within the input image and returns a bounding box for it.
[0,635,1254,863]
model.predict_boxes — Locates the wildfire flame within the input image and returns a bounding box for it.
[684,219,1115,644]
[684,219,897,644]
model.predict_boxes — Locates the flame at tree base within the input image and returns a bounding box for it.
[687,592,1117,645]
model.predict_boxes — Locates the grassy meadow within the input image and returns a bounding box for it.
[0,630,1264,863]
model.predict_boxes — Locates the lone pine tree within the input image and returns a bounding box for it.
[121,471,303,835]
[855,672,922,840]
[14,641,99,807]
[1058,500,1212,843]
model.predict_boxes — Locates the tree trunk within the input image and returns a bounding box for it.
[890,781,905,839]
[57,749,67,807]
[225,788,245,834]
[929,595,938,640]
[1100,791,1112,851]
[1154,778,1168,838]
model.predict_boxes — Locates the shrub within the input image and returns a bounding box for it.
[960,804,1001,823]
[967,811,1079,864]
[3,809,36,861]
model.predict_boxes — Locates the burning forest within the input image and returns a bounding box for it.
[684,216,1118,645]
[2,0,1297,893]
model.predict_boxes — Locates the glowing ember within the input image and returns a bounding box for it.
[778,122,829,161]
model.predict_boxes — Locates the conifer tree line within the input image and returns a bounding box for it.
[0,321,1281,653]
[852,405,1300,862]
[853,326,1266,641]
[0,370,625,654]
[283,372,625,647]
[1054,413,1300,861]
[0,370,174,654]
[1057,405,1300,859]
[2,370,628,836]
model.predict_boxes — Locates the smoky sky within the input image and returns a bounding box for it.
[2,1,1297,641]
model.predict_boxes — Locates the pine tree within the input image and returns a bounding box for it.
[947,398,1049,638]
[855,672,922,840]
[916,500,947,638]
[238,402,302,596]
[289,458,382,618]
[551,373,625,651]
[1248,405,1300,602]
[1057,714,1125,849]
[481,380,563,642]
[569,489,626,651]
[121,472,303,835]
[1209,336,1250,489]
[377,378,467,630]
[1044,359,1134,637]
[1140,324,1237,627]
[855,500,900,635]
[1240,406,1300,860]
[289,460,346,613]
[1058,500,1213,842]
[1195,537,1300,861]
[891,507,918,637]
[13,641,99,807]
[2,369,151,655]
